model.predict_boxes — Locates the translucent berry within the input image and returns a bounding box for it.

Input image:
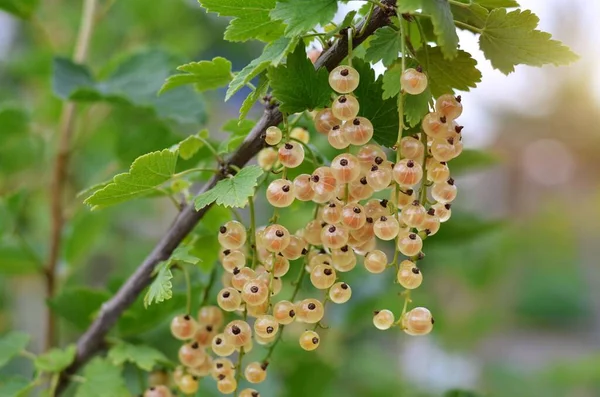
[331,153,361,183]
[308,253,332,272]
[282,235,306,260]
[312,189,335,204]
[322,202,342,224]
[332,95,360,121]
[254,315,279,339]
[247,300,269,317]
[321,224,349,249]
[232,267,256,291]
[188,355,213,377]
[422,112,448,140]
[431,178,457,203]
[432,202,452,222]
[374,216,400,241]
[266,179,295,208]
[332,247,357,272]
[357,144,386,171]
[278,142,304,168]
[217,375,238,394]
[401,67,428,95]
[211,357,235,380]
[303,220,324,245]
[265,126,282,146]
[299,330,320,351]
[435,94,463,121]
[263,224,290,252]
[310,264,337,289]
[221,249,246,273]
[212,333,236,357]
[364,199,389,220]
[340,203,366,230]
[349,177,374,201]
[218,287,242,312]
[265,254,290,277]
[170,314,197,340]
[397,260,423,289]
[329,65,360,93]
[245,361,268,384]
[329,282,352,304]
[148,371,169,388]
[178,342,206,368]
[314,108,341,134]
[240,388,261,397]
[144,385,172,397]
[328,124,349,149]
[402,307,434,336]
[293,174,315,201]
[397,188,416,209]
[427,161,450,184]
[198,305,223,327]
[311,166,337,195]
[218,220,247,250]
[224,320,252,347]
[273,300,296,325]
[343,117,373,145]
[397,232,423,257]
[419,209,440,236]
[364,250,387,274]
[400,136,424,160]
[401,200,426,228]
[193,323,216,347]
[364,165,391,192]
[290,126,310,144]
[373,309,395,330]
[296,298,325,324]
[241,280,269,306]
[257,147,277,170]
[430,137,457,162]
[178,374,199,395]
[393,159,423,187]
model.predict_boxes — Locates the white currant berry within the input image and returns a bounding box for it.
[364,250,387,274]
[422,112,448,140]
[144,385,172,397]
[402,307,434,336]
[341,203,366,230]
[303,220,324,246]
[332,94,360,121]
[397,260,423,289]
[263,224,290,252]
[397,188,416,209]
[397,231,423,257]
[257,147,278,170]
[218,287,242,312]
[374,215,400,241]
[265,254,290,277]
[321,224,349,249]
[427,161,450,183]
[265,126,282,146]
[310,264,337,289]
[221,249,246,273]
[431,178,457,203]
[364,199,389,220]
[329,65,360,93]
[240,388,261,397]
[254,315,279,339]
[299,330,320,351]
[296,298,325,324]
[211,357,235,380]
[357,144,386,171]
[245,361,268,384]
[188,355,213,377]
[432,202,452,222]
[331,153,361,183]
[401,200,426,228]
[314,108,341,134]
[419,208,441,236]
[231,267,256,291]
[293,174,315,201]
[328,124,350,149]
[217,375,238,394]
[178,342,206,368]
[178,374,199,395]
[278,141,304,168]
[366,165,393,192]
[349,177,374,201]
[218,220,247,250]
[247,300,269,317]
[224,320,252,347]
[290,126,310,144]
[430,137,457,162]
[193,323,217,347]
[266,178,295,208]
[241,280,269,306]
[400,135,424,160]
[282,235,307,260]
[329,282,352,304]
[322,201,343,224]
[331,246,357,272]
[373,309,395,330]
[170,314,198,340]
[212,333,236,357]
[343,117,373,145]
[311,166,337,195]
[273,300,296,325]
[435,94,463,121]
[308,252,333,272]
[198,305,224,327]
[393,159,423,187]
[401,67,428,95]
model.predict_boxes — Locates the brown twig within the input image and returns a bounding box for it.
[46,0,98,351]
[56,1,396,393]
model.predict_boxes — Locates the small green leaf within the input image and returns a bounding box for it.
[417,46,482,97]
[195,166,263,210]
[34,345,76,373]
[48,288,111,330]
[381,64,401,100]
[451,2,489,31]
[364,26,402,67]
[0,332,30,368]
[52,58,96,100]
[159,57,233,94]
[0,376,34,397]
[0,238,41,275]
[0,0,39,19]
[474,0,518,7]
[144,261,173,308]
[352,59,399,148]
[84,149,178,209]
[170,245,201,266]
[227,36,298,101]
[397,0,422,13]
[75,357,128,397]
[107,342,169,371]
[177,130,208,160]
[199,0,285,42]
[270,0,338,37]
[239,73,269,121]
[323,10,357,39]
[450,149,499,175]
[421,0,459,59]
[268,44,331,114]
[404,86,432,127]
[479,8,578,74]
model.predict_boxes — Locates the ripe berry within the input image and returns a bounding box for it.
[308,253,333,272]
[329,65,360,93]
[322,201,342,224]
[241,280,269,306]
[366,165,393,191]
[221,249,246,273]
[311,167,337,195]
[364,250,388,273]
[263,224,291,252]
[211,357,235,380]
[265,126,282,146]
[148,371,169,387]
[273,300,296,325]
[397,232,423,257]
[217,375,238,394]
[401,201,426,228]
[331,153,361,183]
[312,189,335,204]
[212,333,236,357]
[320,224,349,249]
[218,220,247,250]
[353,237,377,256]
[281,235,307,260]
[254,315,279,339]
[331,247,357,272]
[422,112,448,139]
[435,94,463,121]
[349,178,374,201]
[397,260,423,289]
[193,324,216,347]
[427,161,450,183]
[278,142,304,168]
[364,199,389,220]
[265,254,290,277]
[296,298,325,324]
[357,144,386,171]
[332,94,360,121]
[224,320,252,347]
[397,188,416,209]
[400,136,424,160]
[314,108,341,134]
[218,287,242,312]
[299,330,320,351]
[402,307,434,336]
[245,361,268,384]
[290,126,310,144]
[343,117,373,145]
[329,282,352,304]
[178,342,206,368]
[393,159,423,187]
[310,264,337,289]
[266,179,295,208]
[432,178,457,203]
[419,209,440,236]
[373,309,395,330]
[374,215,400,241]
[178,374,199,395]
[401,67,428,95]
[197,305,223,328]
[303,220,324,246]
[328,124,350,149]
[247,300,269,317]
[188,355,213,377]
[293,174,315,201]
[231,267,257,291]
[430,138,457,162]
[144,385,172,397]
[432,202,452,222]
[170,314,198,340]
[257,147,278,170]
[341,203,366,230]
[240,388,261,397]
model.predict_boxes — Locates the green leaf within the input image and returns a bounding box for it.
[52,58,95,100]
[0,106,42,173]
[0,376,34,397]
[34,345,76,373]
[64,211,108,266]
[48,287,111,330]
[0,332,29,367]
[270,0,338,37]
[0,0,39,19]
[381,63,401,100]
[479,9,578,74]
[226,36,297,101]
[268,44,331,114]
[416,46,482,97]
[239,73,269,121]
[404,86,432,127]
[171,245,201,265]
[195,165,263,210]
[429,212,503,245]
[84,149,178,210]
[159,57,233,94]
[364,26,402,67]
[450,149,499,175]
[421,0,459,59]
[144,261,173,308]
[223,119,255,137]
[107,342,169,371]
[474,0,518,7]
[199,0,285,42]
[75,358,128,397]
[323,10,357,39]
[352,59,398,148]
[397,0,422,13]
[0,238,40,275]
[451,2,489,31]
[177,130,208,160]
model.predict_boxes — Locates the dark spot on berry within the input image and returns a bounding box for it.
[425,229,432,236]
[417,252,425,260]
[308,303,316,310]
[285,143,293,150]
[215,337,222,345]
[206,325,213,332]
[222,291,230,298]
[323,261,330,265]
[252,393,260,397]
[219,226,227,234]
[231,325,241,335]
[440,116,447,123]
[447,137,455,145]
[353,118,360,125]
[321,222,327,227]
[261,133,266,140]
[149,387,155,391]
[278,252,284,257]
[312,337,319,344]
[373,310,380,315]
[261,362,269,370]
[341,283,349,290]
[338,96,347,103]
[329,202,336,208]
[282,184,290,192]
[411,267,420,274]
[380,216,387,222]
[301,248,308,255]
[412,200,419,206]
[416,65,423,73]
[223,249,231,256]
[366,217,373,223]
[216,363,224,369]
[455,95,462,103]
[218,374,226,381]
[455,125,464,133]
[266,326,274,334]
[409,233,417,240]
[191,342,199,349]
[328,225,336,233]
[192,376,198,381]
[289,310,295,317]
[431,317,435,324]
[406,189,414,195]
[250,286,259,293]
[375,156,383,165]
[360,176,368,185]
[340,68,349,76]
[324,268,333,276]
[380,199,388,207]
[444,203,452,210]
[427,208,435,216]
[340,158,349,166]
[371,165,379,172]
[447,178,455,185]
[311,175,320,182]
[233,267,240,275]
[407,160,414,168]
[332,125,340,130]
[183,314,191,320]
[341,245,349,252]
[275,230,284,237]
[353,207,361,214]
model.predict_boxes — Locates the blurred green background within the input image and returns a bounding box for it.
[1,0,599,396]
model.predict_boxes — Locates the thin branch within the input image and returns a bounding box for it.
[56,1,396,393]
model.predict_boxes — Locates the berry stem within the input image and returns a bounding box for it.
[419,133,429,205]
[182,265,192,315]
[360,3,375,36]
[248,195,258,269]
[196,136,224,164]
[172,167,220,178]
[234,346,246,397]
[290,137,319,166]
[360,0,389,10]
[199,265,217,308]
[347,28,353,67]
